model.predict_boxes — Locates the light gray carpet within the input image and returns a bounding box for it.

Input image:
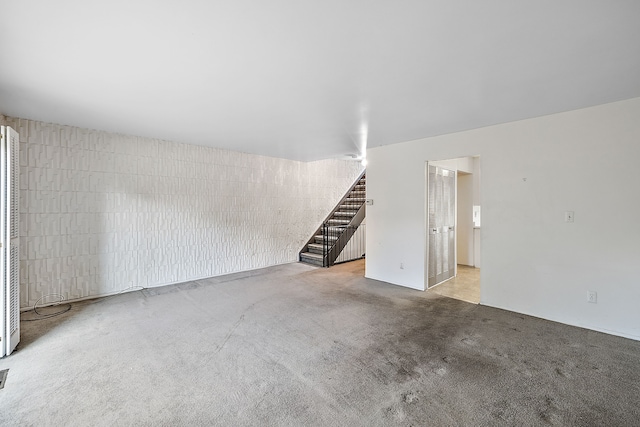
[1,260,639,426]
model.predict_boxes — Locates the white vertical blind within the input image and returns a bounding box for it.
[1,126,20,357]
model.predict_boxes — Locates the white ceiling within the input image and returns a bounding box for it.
[1,1,639,161]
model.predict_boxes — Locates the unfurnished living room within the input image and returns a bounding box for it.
[1,1,640,426]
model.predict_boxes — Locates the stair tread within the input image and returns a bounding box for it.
[301,252,323,259]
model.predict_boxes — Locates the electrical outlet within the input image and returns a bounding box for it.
[400,262,404,270]
[587,291,597,303]
[565,211,574,222]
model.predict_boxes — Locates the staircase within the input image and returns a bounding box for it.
[300,172,366,267]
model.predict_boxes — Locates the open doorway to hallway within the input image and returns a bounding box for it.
[427,156,481,304]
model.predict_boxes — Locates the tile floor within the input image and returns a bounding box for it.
[429,264,480,303]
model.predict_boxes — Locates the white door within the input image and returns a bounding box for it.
[0,126,20,357]
[427,165,456,288]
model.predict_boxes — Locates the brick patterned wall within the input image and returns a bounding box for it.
[7,117,363,308]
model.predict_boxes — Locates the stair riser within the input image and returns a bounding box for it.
[300,256,324,267]
[314,236,337,244]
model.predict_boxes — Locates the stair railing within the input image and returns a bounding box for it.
[334,222,366,264]
[321,201,366,267]
[299,170,366,262]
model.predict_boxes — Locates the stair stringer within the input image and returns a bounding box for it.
[299,169,366,261]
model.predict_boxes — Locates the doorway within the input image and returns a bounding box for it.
[426,156,481,303]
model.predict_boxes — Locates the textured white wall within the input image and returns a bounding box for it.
[366,97,640,340]
[8,117,362,308]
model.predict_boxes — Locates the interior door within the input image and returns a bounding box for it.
[428,165,456,287]
[1,126,20,357]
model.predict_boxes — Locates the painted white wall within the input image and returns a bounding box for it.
[472,156,481,206]
[473,229,482,268]
[472,156,482,268]
[366,97,640,340]
[430,157,474,173]
[457,173,473,266]
[9,117,363,308]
